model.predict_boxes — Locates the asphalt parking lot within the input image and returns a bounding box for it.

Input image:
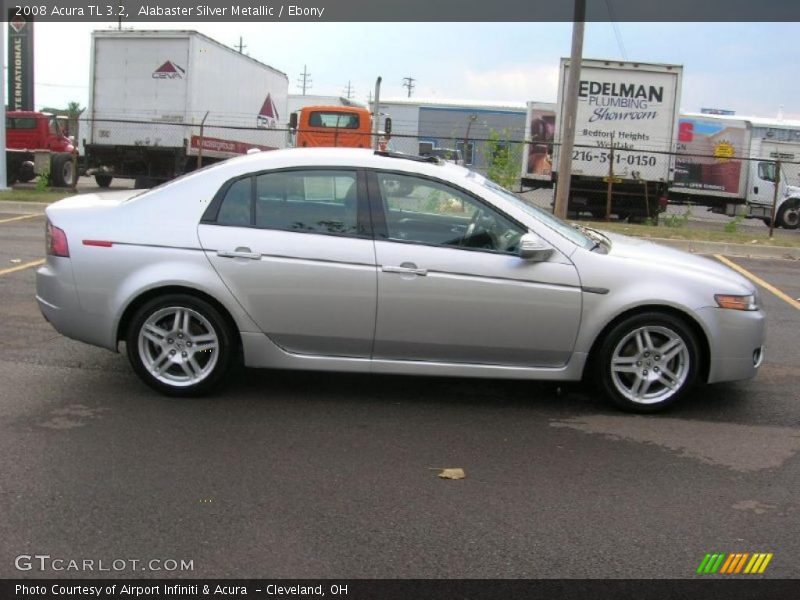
[0,210,798,579]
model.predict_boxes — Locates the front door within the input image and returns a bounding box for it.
[369,171,582,367]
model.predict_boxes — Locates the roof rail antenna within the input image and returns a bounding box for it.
[374,150,441,164]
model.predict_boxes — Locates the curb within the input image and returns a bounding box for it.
[0,201,50,215]
[647,238,800,260]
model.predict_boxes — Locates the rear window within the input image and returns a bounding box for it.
[307,111,360,129]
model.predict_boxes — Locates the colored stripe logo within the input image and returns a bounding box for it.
[696,553,773,574]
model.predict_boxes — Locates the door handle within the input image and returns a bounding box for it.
[217,247,261,260]
[382,263,428,276]
[754,186,759,194]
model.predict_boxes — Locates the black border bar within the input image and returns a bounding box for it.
[3,0,800,22]
[4,579,800,600]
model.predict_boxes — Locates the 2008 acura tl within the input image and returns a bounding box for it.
[36,148,765,411]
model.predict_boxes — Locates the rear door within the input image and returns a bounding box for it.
[198,168,377,357]
[368,171,582,367]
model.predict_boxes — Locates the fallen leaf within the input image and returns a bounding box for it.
[437,468,466,480]
[9,259,21,264]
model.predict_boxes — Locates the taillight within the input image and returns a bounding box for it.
[46,220,70,257]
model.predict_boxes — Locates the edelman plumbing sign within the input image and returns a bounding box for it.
[7,12,35,111]
[557,59,682,181]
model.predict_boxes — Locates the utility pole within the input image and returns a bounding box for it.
[298,65,312,95]
[343,81,355,100]
[553,0,586,219]
[402,77,416,98]
[235,36,247,54]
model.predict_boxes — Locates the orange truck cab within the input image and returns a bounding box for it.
[290,105,391,149]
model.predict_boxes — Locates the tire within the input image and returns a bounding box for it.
[594,312,701,412]
[126,294,234,396]
[777,201,799,230]
[95,174,112,188]
[49,153,74,187]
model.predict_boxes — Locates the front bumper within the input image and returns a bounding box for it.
[696,306,767,384]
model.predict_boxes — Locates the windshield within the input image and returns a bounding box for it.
[479,179,596,250]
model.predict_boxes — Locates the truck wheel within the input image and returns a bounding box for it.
[762,218,772,227]
[777,202,799,230]
[95,174,112,188]
[49,153,74,187]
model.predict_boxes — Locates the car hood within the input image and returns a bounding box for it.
[602,231,755,293]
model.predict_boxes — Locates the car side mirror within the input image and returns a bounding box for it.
[289,112,298,131]
[384,117,392,136]
[518,233,553,262]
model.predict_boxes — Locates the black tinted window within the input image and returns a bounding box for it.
[217,178,252,226]
[307,112,360,129]
[255,170,360,236]
[377,172,523,253]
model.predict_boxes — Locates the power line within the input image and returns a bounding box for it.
[297,65,312,95]
[343,80,355,100]
[402,77,416,98]
[605,0,628,60]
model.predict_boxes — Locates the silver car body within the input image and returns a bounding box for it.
[36,148,765,386]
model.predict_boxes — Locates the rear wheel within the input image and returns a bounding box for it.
[777,201,799,230]
[94,174,112,188]
[126,294,233,396]
[595,312,700,412]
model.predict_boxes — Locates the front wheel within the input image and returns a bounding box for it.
[777,201,799,230]
[595,312,700,412]
[126,294,233,396]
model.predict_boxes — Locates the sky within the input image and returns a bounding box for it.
[9,21,800,120]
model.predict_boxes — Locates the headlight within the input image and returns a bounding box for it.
[715,293,758,311]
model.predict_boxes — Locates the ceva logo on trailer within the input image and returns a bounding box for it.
[257,94,279,128]
[152,61,185,79]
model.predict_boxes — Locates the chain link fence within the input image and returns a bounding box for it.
[75,117,800,226]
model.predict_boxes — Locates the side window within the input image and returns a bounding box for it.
[376,172,524,253]
[255,170,360,236]
[216,177,252,227]
[758,162,776,183]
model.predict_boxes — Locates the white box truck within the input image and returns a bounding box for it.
[670,113,800,229]
[85,30,289,188]
[552,58,683,221]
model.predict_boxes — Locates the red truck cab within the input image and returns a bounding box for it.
[6,111,75,153]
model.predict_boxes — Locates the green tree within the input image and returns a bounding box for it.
[484,129,521,190]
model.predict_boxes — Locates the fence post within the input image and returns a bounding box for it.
[769,160,781,239]
[605,134,614,221]
[196,111,209,171]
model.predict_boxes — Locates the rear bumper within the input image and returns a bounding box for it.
[36,257,116,350]
[697,306,767,384]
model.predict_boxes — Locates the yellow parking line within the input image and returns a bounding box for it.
[715,254,800,311]
[0,258,45,277]
[0,213,43,224]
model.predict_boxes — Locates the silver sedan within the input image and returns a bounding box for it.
[36,148,765,411]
